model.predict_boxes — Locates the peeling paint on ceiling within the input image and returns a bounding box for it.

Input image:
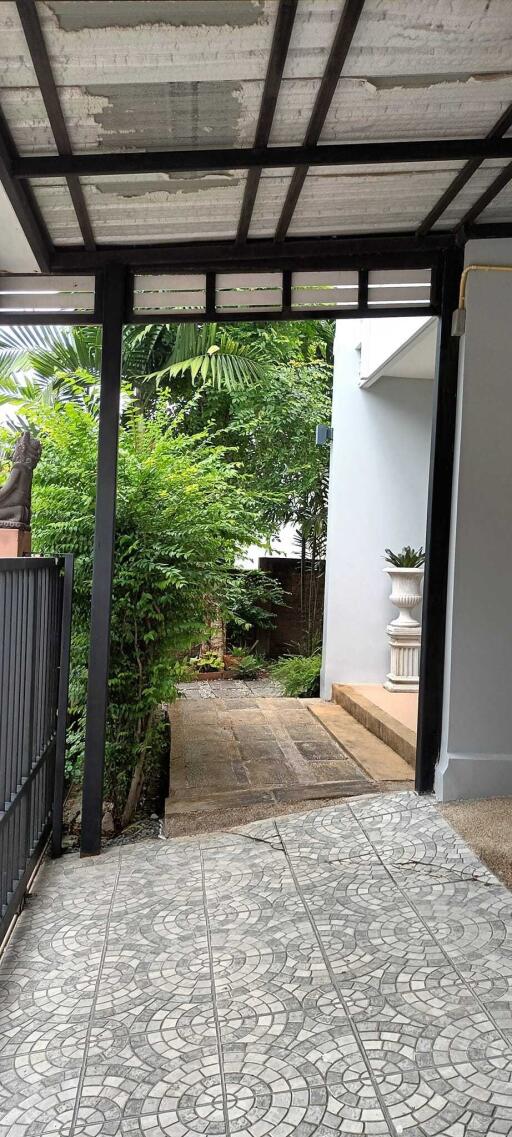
[46,1,265,32]
[93,172,241,197]
[366,72,512,90]
[2,0,512,257]
[87,80,243,150]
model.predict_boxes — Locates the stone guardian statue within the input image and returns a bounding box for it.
[0,431,42,555]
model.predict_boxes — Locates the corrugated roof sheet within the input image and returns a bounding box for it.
[1,0,512,255]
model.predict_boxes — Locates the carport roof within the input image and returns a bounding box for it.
[2,0,512,274]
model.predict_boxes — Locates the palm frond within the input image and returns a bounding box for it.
[0,324,101,386]
[148,322,268,390]
[0,349,28,383]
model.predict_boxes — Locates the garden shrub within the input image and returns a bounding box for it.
[233,653,263,679]
[270,652,322,698]
[225,568,285,647]
[30,401,262,824]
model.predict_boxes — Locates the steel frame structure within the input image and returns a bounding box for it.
[4,0,507,850]
[66,248,458,857]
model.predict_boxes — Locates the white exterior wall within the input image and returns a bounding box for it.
[321,319,432,698]
[436,239,512,801]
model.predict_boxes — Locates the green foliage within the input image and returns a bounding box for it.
[226,568,286,646]
[0,316,334,821]
[152,323,268,390]
[233,653,263,679]
[172,659,195,683]
[384,545,425,568]
[189,652,224,673]
[0,318,333,545]
[270,652,322,698]
[220,363,331,531]
[29,399,262,822]
[223,319,334,367]
[0,319,268,423]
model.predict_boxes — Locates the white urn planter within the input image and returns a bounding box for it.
[384,567,423,691]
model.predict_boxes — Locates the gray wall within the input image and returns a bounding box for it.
[437,238,512,800]
[321,321,432,697]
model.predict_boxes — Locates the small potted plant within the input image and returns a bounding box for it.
[384,546,425,626]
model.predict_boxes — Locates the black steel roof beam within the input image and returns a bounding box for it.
[0,107,51,271]
[51,230,451,274]
[464,220,512,239]
[416,100,512,237]
[129,304,436,326]
[455,160,512,233]
[15,137,512,180]
[237,0,298,244]
[275,0,365,241]
[16,0,95,251]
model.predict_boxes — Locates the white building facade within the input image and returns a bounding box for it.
[321,316,434,697]
[322,244,512,803]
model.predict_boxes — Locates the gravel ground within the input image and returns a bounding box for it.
[442,796,512,888]
[62,815,161,852]
[177,678,284,699]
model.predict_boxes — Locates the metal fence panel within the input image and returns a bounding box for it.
[0,556,72,943]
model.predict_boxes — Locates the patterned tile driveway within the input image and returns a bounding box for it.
[1,791,512,1137]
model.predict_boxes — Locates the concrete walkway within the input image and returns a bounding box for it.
[167,691,412,835]
[1,791,511,1136]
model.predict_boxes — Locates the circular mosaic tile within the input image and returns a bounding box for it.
[130,1048,334,1137]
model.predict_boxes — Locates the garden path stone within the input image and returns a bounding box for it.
[166,694,413,836]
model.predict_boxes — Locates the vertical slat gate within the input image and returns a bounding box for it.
[0,556,73,944]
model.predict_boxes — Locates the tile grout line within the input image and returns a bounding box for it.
[274,820,398,1137]
[68,851,123,1137]
[199,841,232,1137]
[349,802,512,1055]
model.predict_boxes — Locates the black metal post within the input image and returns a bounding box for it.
[52,554,74,857]
[416,248,463,793]
[80,266,126,855]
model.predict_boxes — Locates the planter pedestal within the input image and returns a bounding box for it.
[385,623,422,691]
[384,567,423,692]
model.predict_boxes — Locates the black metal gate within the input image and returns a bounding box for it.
[0,554,73,943]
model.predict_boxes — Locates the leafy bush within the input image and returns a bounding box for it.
[225,569,285,648]
[172,659,195,684]
[384,545,425,568]
[234,653,263,679]
[270,653,321,698]
[30,400,262,825]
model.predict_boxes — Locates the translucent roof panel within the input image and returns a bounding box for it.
[0,0,512,263]
[80,171,246,244]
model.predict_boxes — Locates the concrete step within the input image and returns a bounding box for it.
[305,699,414,782]
[330,684,416,769]
[166,778,376,816]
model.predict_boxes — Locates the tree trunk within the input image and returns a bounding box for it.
[121,752,146,830]
[121,708,158,829]
[299,529,306,647]
[307,532,317,654]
